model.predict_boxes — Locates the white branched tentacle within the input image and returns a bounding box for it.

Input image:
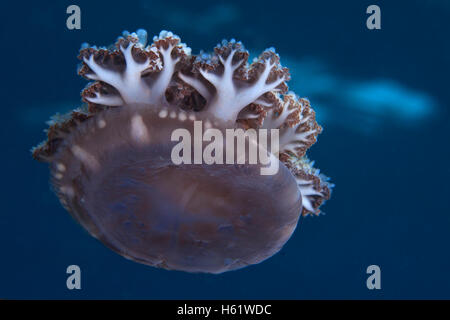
[242,60,285,98]
[275,102,318,154]
[237,108,261,119]
[261,100,296,129]
[296,177,322,213]
[121,44,149,83]
[85,94,124,106]
[237,98,275,120]
[83,42,154,105]
[149,44,180,104]
[178,73,212,101]
[84,55,121,87]
[202,49,244,120]
[299,115,311,125]
[199,69,221,88]
[118,44,152,103]
[254,99,273,107]
[208,57,285,122]
[279,126,317,153]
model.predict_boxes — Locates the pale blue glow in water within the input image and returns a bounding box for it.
[346,80,436,120]
[281,57,438,132]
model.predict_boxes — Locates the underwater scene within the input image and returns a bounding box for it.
[0,0,449,299]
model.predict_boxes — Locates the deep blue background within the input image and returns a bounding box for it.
[1,0,449,299]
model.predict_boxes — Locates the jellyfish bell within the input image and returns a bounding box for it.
[33,30,332,273]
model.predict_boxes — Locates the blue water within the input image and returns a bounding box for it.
[1,0,449,299]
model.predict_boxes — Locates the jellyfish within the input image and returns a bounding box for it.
[32,30,332,273]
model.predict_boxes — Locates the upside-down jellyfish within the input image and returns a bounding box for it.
[32,30,332,273]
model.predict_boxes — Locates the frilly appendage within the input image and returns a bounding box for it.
[78,30,190,107]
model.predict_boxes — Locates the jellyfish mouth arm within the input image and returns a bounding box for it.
[235,59,286,106]
[282,154,333,216]
[84,93,124,107]
[149,43,181,104]
[199,49,243,113]
[280,128,318,154]
[119,43,154,103]
[83,55,122,87]
[177,49,245,110]
[259,92,321,157]
[178,73,212,102]
[295,174,332,216]
[82,43,154,105]
[297,178,323,214]
[236,107,261,119]
[178,43,289,124]
[202,54,287,123]
[261,98,296,130]
[80,31,190,107]
[254,98,275,107]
